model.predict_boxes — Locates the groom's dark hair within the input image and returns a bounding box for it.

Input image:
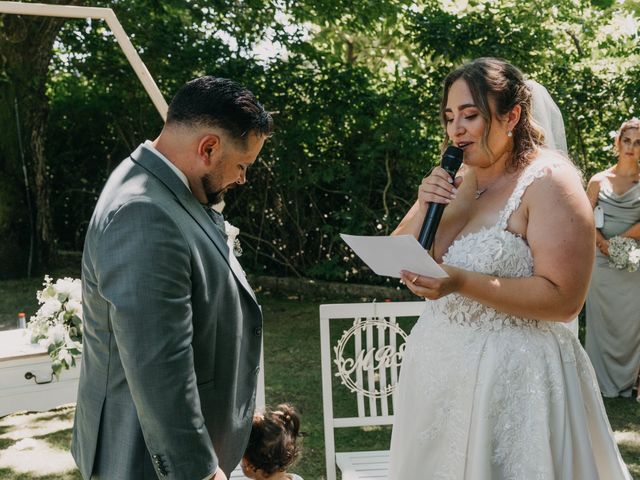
[166,76,273,144]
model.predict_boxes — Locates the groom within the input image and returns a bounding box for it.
[71,77,273,480]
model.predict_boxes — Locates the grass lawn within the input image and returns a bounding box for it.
[0,274,638,479]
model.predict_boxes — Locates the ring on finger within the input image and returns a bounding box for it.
[411,275,419,283]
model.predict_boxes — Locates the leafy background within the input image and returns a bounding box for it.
[1,0,639,281]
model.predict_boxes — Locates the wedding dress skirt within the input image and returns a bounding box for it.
[388,160,631,479]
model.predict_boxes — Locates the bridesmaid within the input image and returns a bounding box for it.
[586,117,640,399]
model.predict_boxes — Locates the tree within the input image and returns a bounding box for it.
[0,0,86,278]
[2,0,638,282]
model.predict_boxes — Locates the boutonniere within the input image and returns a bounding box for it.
[224,221,243,257]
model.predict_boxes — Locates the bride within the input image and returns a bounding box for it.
[388,58,631,479]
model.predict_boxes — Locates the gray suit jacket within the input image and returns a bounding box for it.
[71,145,262,479]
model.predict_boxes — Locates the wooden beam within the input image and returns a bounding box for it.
[0,1,168,120]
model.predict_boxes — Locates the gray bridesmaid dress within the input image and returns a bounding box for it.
[586,179,640,398]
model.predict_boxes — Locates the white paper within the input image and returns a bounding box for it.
[340,234,448,279]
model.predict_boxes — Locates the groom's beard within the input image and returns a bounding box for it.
[201,173,236,206]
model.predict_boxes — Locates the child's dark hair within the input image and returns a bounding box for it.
[244,404,301,475]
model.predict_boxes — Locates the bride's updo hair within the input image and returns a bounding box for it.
[244,403,302,475]
[440,57,545,171]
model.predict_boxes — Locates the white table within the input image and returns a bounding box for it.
[0,329,80,417]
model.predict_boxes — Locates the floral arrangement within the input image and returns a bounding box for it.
[608,236,640,272]
[26,276,83,378]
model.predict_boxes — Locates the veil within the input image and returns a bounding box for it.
[526,79,568,155]
[527,79,579,336]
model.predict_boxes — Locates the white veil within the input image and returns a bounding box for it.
[526,79,568,155]
[527,79,579,337]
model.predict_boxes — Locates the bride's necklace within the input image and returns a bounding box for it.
[475,175,503,200]
[475,187,487,200]
[475,172,511,200]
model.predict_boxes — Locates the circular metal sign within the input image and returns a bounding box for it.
[333,317,407,399]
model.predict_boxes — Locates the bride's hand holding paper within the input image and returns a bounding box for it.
[339,233,448,280]
[401,264,461,300]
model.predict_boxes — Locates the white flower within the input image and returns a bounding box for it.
[224,221,243,257]
[37,298,62,319]
[28,318,48,343]
[628,248,640,272]
[49,323,66,345]
[69,280,82,302]
[39,283,56,301]
[65,299,83,317]
[26,275,84,378]
[224,221,240,244]
[54,277,82,302]
[609,236,640,270]
[59,348,72,366]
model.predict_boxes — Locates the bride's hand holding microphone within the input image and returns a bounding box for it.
[417,165,463,213]
[403,145,465,300]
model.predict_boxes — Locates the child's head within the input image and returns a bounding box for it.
[242,403,301,478]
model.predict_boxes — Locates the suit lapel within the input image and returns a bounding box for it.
[131,145,257,304]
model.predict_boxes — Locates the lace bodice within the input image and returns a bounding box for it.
[429,160,562,331]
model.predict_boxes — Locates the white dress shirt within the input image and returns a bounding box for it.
[143,140,191,191]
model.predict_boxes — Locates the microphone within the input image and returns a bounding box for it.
[417,145,464,250]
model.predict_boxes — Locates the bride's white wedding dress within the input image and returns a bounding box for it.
[388,159,631,479]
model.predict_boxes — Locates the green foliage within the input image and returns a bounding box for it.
[15,0,638,282]
[228,58,433,280]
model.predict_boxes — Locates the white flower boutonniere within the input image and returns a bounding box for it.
[224,221,243,257]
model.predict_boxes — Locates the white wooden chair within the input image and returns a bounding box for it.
[320,301,425,480]
[229,465,250,479]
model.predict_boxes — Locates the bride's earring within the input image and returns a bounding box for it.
[507,130,513,138]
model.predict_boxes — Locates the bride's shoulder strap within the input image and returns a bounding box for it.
[498,149,577,228]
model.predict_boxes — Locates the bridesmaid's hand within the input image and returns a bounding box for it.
[597,239,610,256]
[401,265,463,300]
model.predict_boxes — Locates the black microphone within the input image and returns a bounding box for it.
[417,145,464,250]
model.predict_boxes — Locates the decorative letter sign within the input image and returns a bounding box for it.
[333,317,407,399]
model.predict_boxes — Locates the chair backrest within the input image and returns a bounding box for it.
[319,301,425,480]
[256,336,266,408]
